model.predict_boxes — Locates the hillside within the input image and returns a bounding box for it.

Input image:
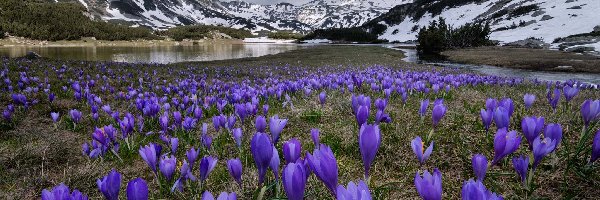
[363,0,599,47]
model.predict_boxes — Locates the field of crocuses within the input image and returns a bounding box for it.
[1,46,599,200]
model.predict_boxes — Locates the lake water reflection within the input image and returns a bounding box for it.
[0,43,307,64]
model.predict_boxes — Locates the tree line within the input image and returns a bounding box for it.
[302,27,385,43]
[417,17,496,54]
[157,25,252,41]
[0,0,157,41]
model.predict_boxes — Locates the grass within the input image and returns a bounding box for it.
[442,46,600,73]
[0,45,599,199]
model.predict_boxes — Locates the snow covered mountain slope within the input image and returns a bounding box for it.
[71,0,411,32]
[363,0,600,43]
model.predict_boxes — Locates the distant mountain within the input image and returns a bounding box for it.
[69,0,412,32]
[362,0,600,43]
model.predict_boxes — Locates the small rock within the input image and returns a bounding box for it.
[593,25,600,32]
[541,15,553,21]
[23,51,42,60]
[532,10,545,17]
[504,38,550,49]
[554,66,573,70]
[565,46,595,53]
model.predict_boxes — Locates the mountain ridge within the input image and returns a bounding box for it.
[69,0,412,32]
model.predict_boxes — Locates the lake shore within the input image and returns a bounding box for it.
[441,46,600,73]
[0,37,244,47]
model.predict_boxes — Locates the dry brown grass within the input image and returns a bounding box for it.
[442,47,600,73]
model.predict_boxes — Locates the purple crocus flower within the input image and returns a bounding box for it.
[336,180,372,200]
[472,154,488,181]
[500,98,514,117]
[461,179,503,200]
[492,128,521,165]
[512,155,529,184]
[523,94,535,110]
[282,161,308,200]
[217,192,237,200]
[173,111,182,128]
[356,105,369,127]
[202,191,214,200]
[48,93,55,103]
[194,106,203,119]
[375,110,391,124]
[414,169,442,200]
[41,183,71,200]
[351,95,371,114]
[375,98,387,111]
[255,115,267,133]
[563,86,579,102]
[590,130,600,163]
[263,104,269,116]
[165,136,177,153]
[544,123,562,147]
[97,169,121,200]
[307,144,339,196]
[486,98,498,111]
[251,132,273,185]
[359,124,381,179]
[212,115,223,132]
[521,116,545,149]
[104,125,116,141]
[92,128,107,146]
[319,91,327,106]
[411,136,433,165]
[2,109,11,121]
[199,156,218,182]
[41,183,89,200]
[139,143,160,173]
[69,109,82,124]
[493,107,510,130]
[419,99,429,118]
[227,158,243,186]
[232,128,242,148]
[226,115,236,130]
[432,103,447,127]
[283,138,302,164]
[311,128,320,147]
[187,147,200,167]
[270,146,281,180]
[102,105,112,115]
[532,135,557,170]
[480,109,493,132]
[126,178,149,200]
[581,100,600,127]
[160,113,169,133]
[159,155,177,181]
[269,115,288,144]
[202,134,213,150]
[549,88,560,111]
[182,117,197,132]
[51,112,59,122]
